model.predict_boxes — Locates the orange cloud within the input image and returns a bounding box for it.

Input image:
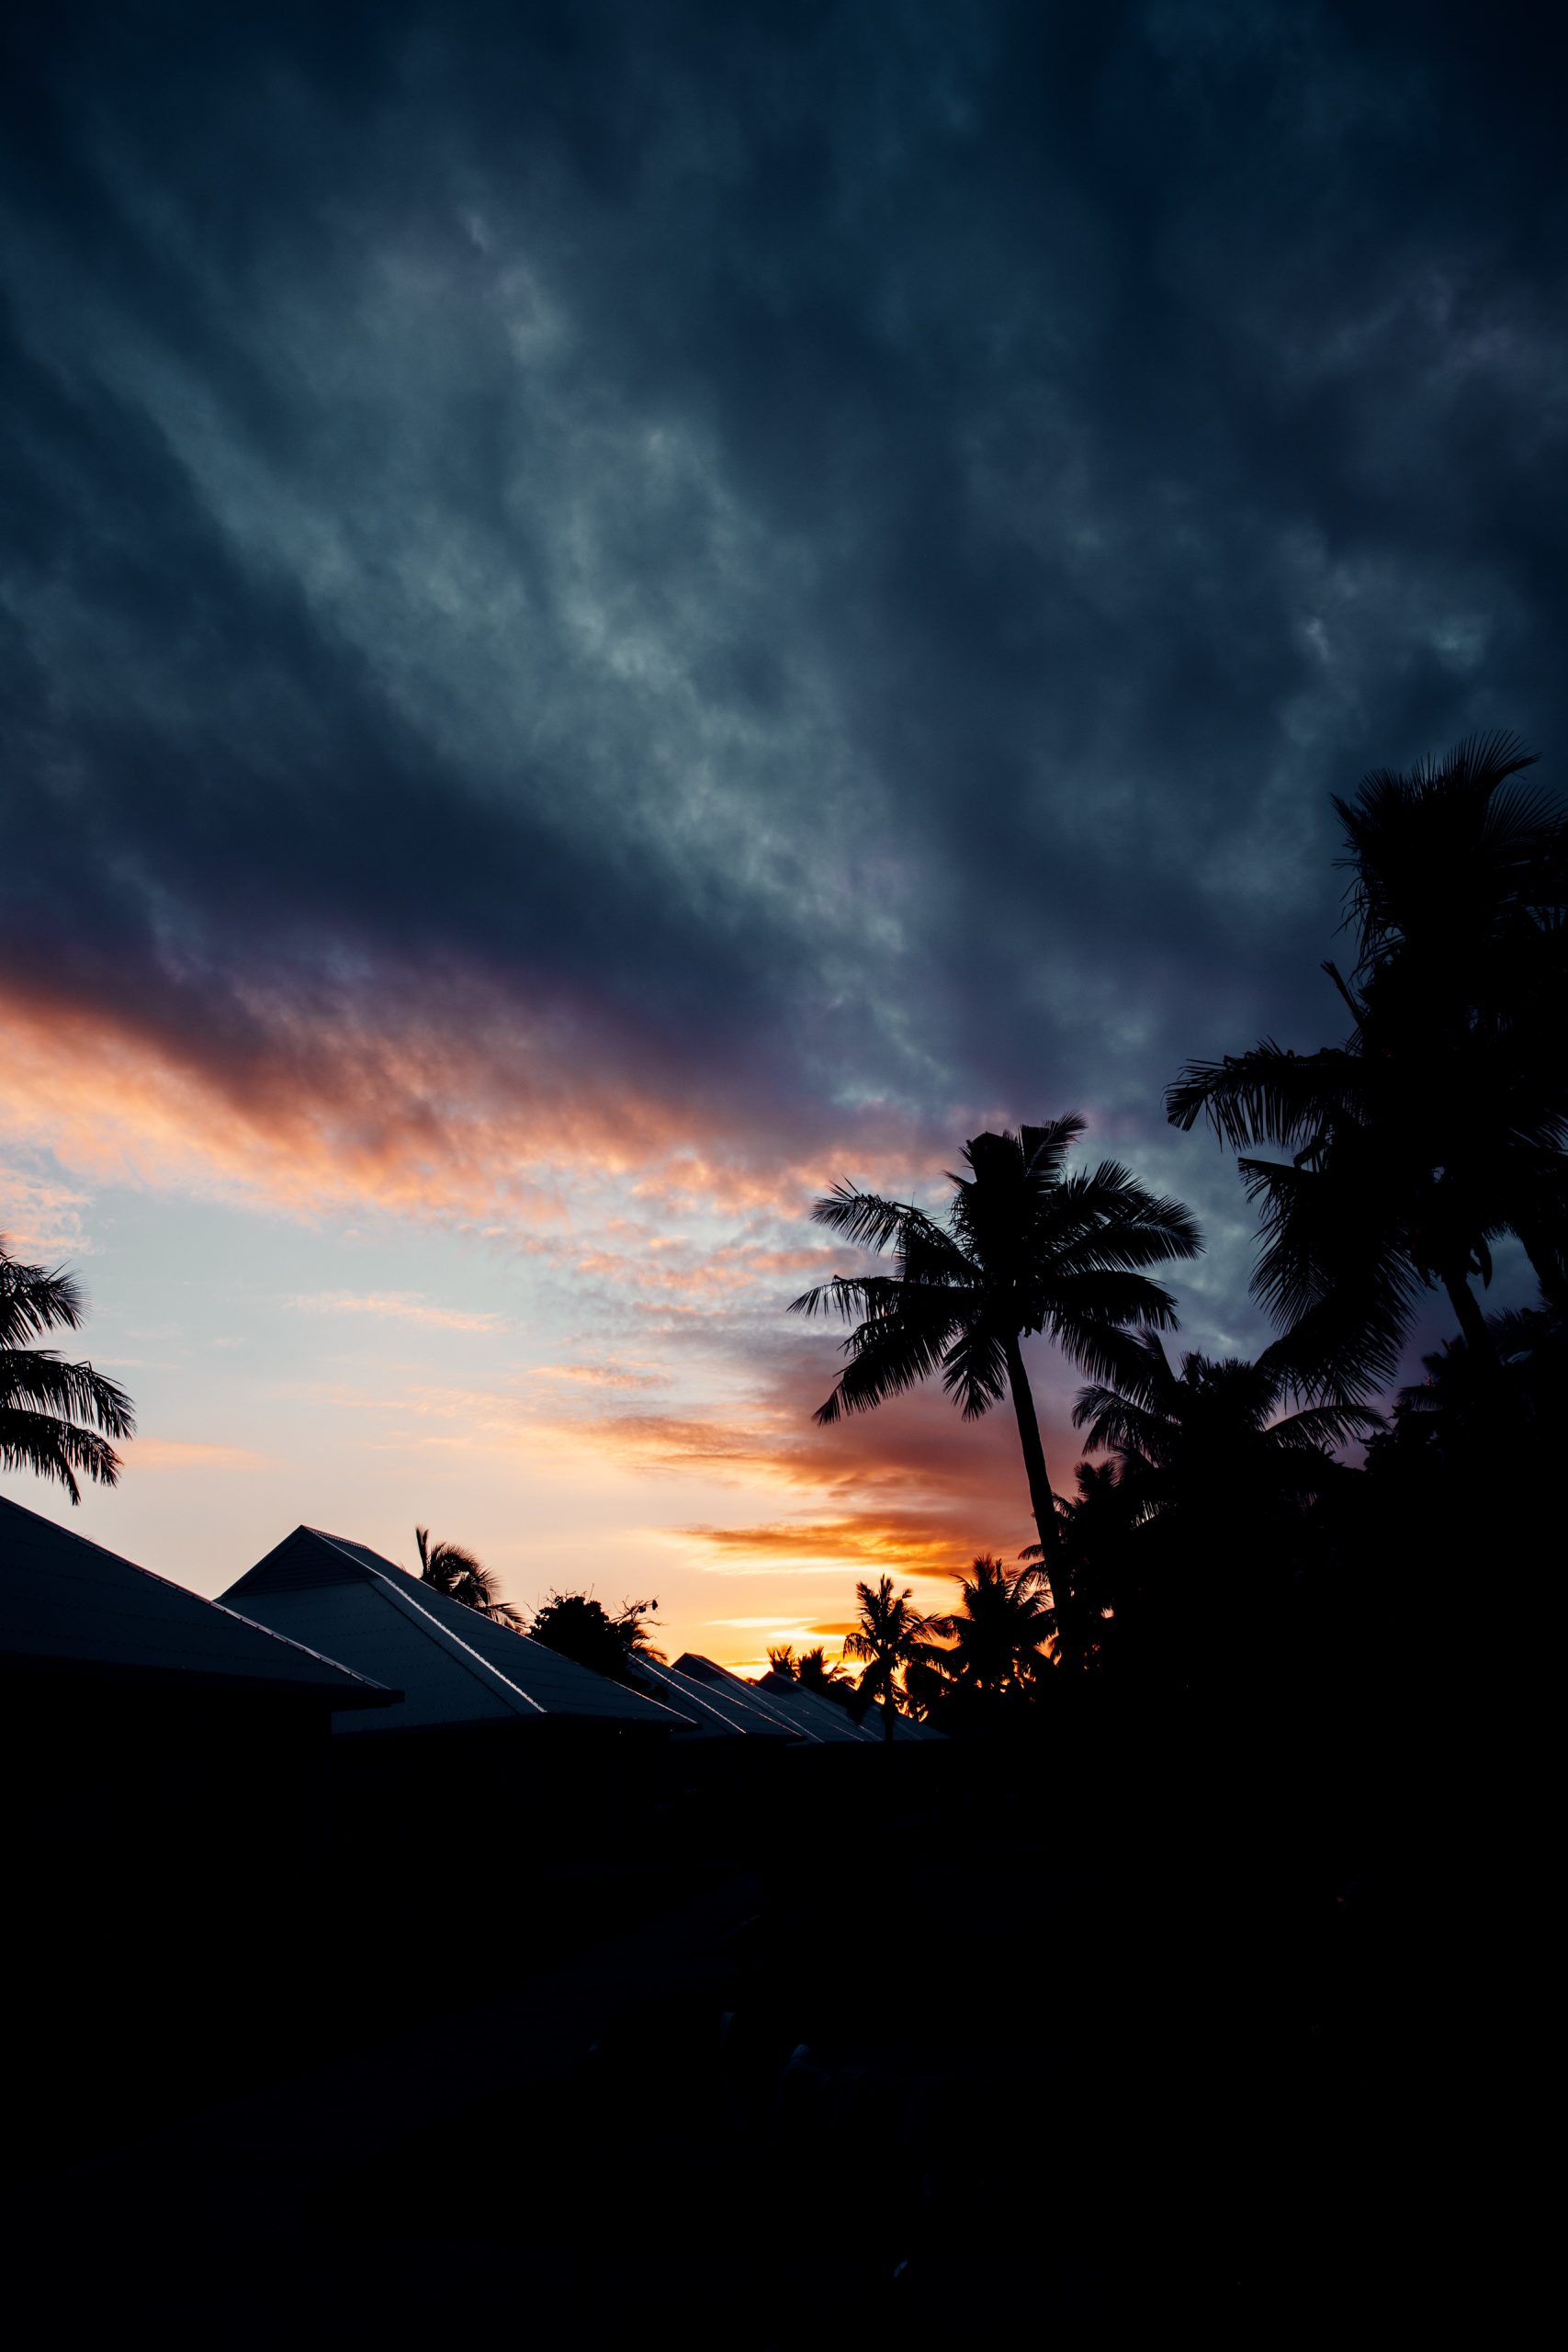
[126,1439,271,1471]
[0,975,942,1235]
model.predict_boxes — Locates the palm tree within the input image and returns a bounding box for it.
[1168,736,1568,1393]
[932,1553,1055,1700]
[1052,1461,1142,1668]
[1073,1337,1378,1673]
[841,1574,933,1743]
[1073,1333,1378,1521]
[1,1239,134,1502]
[795,1644,853,1701]
[413,1526,525,1627]
[791,1121,1201,1669]
[1334,731,1566,1009]
[1367,1304,1568,1474]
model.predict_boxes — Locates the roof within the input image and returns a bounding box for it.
[220,1528,687,1736]
[0,1493,393,1707]
[672,1653,888,1746]
[625,1652,801,1741]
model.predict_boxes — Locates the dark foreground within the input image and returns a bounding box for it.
[6,1688,1469,2346]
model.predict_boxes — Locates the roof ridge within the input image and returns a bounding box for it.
[207,1599,389,1692]
[633,1655,761,1734]
[300,1526,410,1577]
[359,1564,547,1715]
[0,1492,205,1606]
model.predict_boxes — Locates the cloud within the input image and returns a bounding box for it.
[0,1152,93,1259]
[3,0,1562,1445]
[126,1440,270,1471]
[288,1290,512,1331]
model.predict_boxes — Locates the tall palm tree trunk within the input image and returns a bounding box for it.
[1003,1335,1077,1669]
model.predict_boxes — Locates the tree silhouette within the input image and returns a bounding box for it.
[931,1553,1055,1702]
[1,1238,134,1502]
[795,1644,853,1701]
[1073,1334,1379,1520]
[770,1641,856,1705]
[1051,1461,1142,1670]
[1073,1335,1378,1673]
[791,1120,1201,1669]
[1168,736,1568,1395]
[1366,1304,1568,1475]
[414,1526,525,1627]
[841,1574,933,1743]
[528,1590,666,1681]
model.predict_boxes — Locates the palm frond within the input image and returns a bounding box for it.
[0,1246,87,1347]
[0,1350,136,1438]
[813,1296,970,1422]
[1165,1042,1365,1148]
[0,1409,123,1503]
[941,1321,1010,1420]
[807,1184,935,1258]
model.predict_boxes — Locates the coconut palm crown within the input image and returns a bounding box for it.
[841,1573,933,1743]
[414,1525,525,1627]
[1167,736,1568,1395]
[791,1119,1201,1667]
[932,1553,1056,1697]
[1073,1332,1380,1521]
[1,1239,135,1502]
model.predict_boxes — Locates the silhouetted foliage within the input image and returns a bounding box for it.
[931,1553,1055,1705]
[528,1590,666,1682]
[0,1238,134,1502]
[1051,1460,1143,1671]
[1168,735,1568,1396]
[768,1642,853,1704]
[1367,1304,1568,1480]
[1074,1335,1377,1522]
[841,1574,933,1742]
[792,1121,1201,1669]
[414,1526,525,1626]
[1071,1337,1378,1677]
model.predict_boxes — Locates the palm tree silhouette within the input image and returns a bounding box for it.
[791,1121,1201,1669]
[1073,1332,1377,1526]
[1368,1304,1568,1472]
[842,1574,933,1743]
[1168,736,1568,1392]
[1,1238,134,1502]
[795,1644,852,1700]
[932,1553,1055,1700]
[414,1526,525,1626]
[1053,1460,1141,1668]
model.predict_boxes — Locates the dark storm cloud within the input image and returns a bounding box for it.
[3,2,1565,1318]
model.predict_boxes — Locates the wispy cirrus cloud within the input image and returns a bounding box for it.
[126,1439,271,1471]
[288,1289,512,1332]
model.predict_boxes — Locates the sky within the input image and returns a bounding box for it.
[3,2,1563,1669]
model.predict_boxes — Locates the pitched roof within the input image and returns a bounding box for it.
[625,1651,800,1740]
[733,1663,943,1743]
[220,1528,686,1735]
[0,1493,393,1706]
[672,1653,887,1746]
